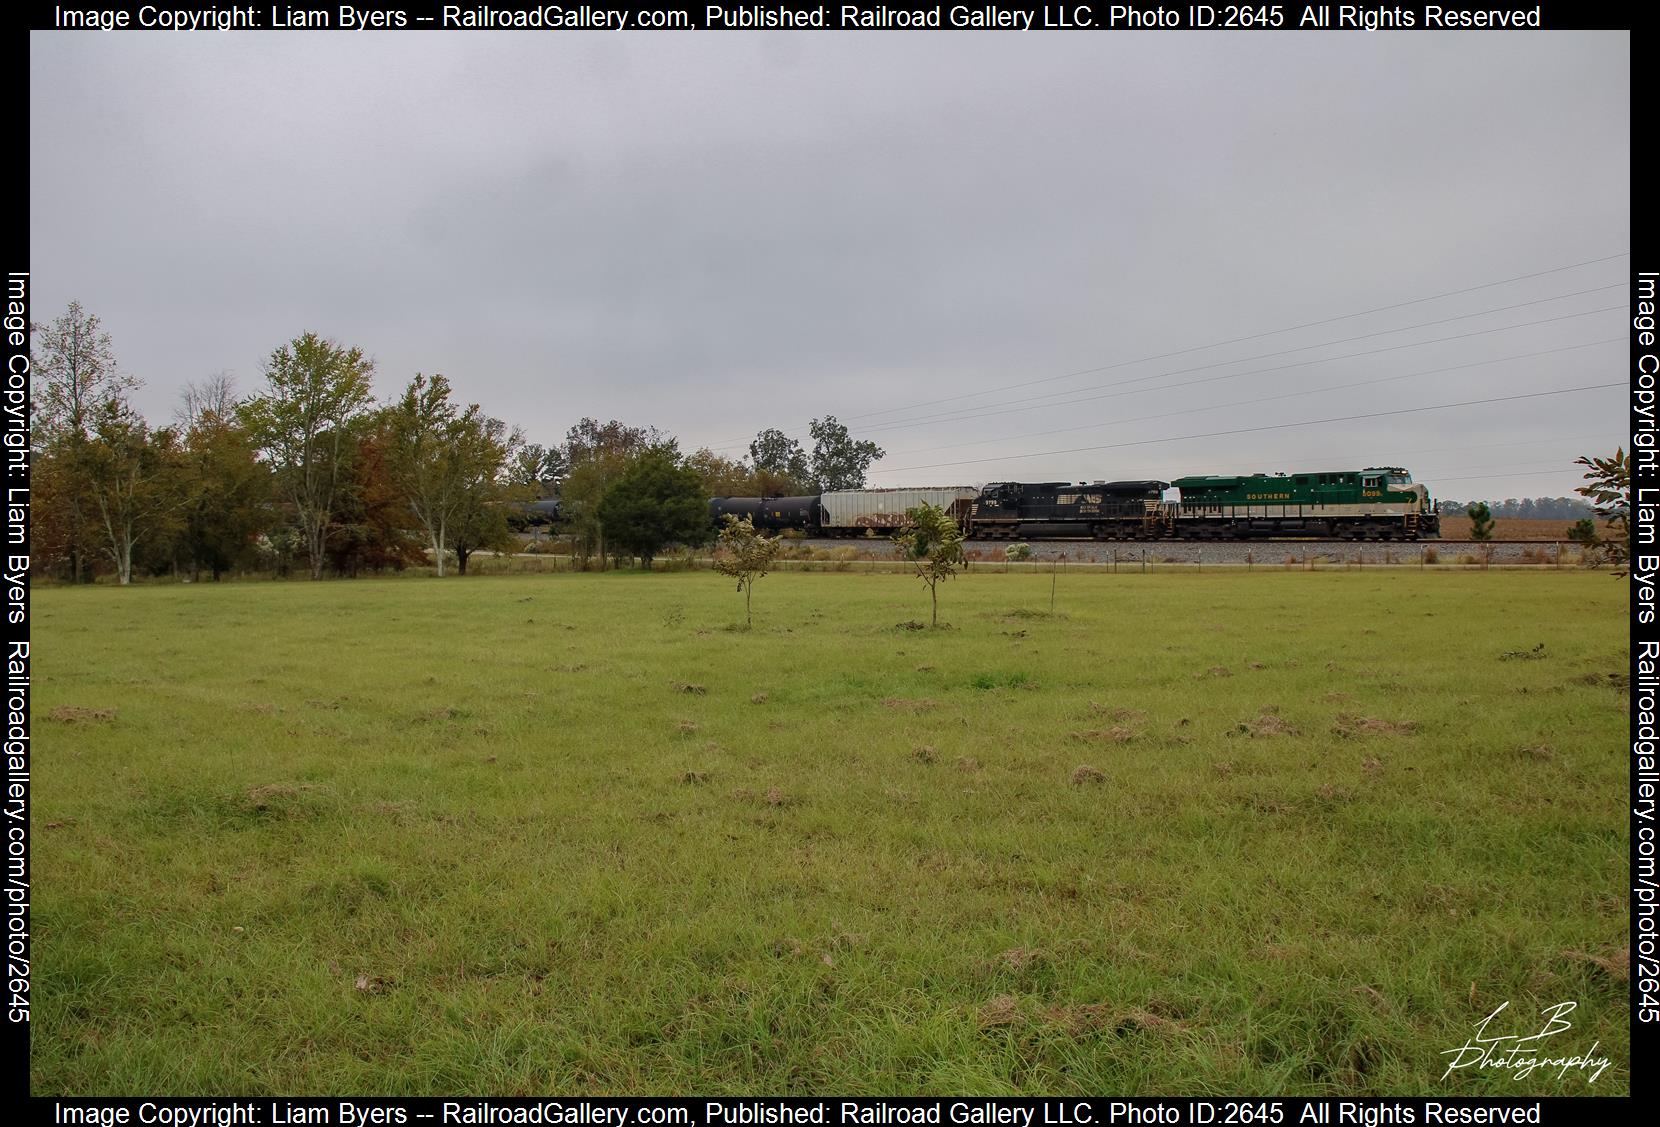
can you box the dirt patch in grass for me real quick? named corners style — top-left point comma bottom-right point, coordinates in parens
top-left (1043, 1003), bottom-right (1184, 1036)
top-left (1070, 765), bottom-right (1107, 785)
top-left (417, 706), bottom-right (469, 722)
top-left (911, 746), bottom-right (937, 764)
top-left (1572, 671), bottom-right (1629, 690)
top-left (1499, 644), bottom-right (1547, 661)
top-left (673, 682), bottom-right (708, 695)
top-left (1090, 704), bottom-right (1145, 723)
top-left (750, 692), bottom-right (768, 704)
top-left (239, 782), bottom-right (330, 817)
top-left (1071, 727), bottom-right (1137, 744)
top-left (955, 756), bottom-right (982, 773)
top-left (1333, 713), bottom-right (1418, 737)
top-left (978, 995), bottom-right (1022, 1027)
top-left (1561, 946), bottom-right (1629, 983)
top-left (1235, 713), bottom-right (1299, 738)
top-left (1517, 745), bottom-right (1555, 762)
top-left (47, 706), bottom-right (116, 723)
top-left (732, 787), bottom-right (798, 807)
top-left (882, 697), bottom-right (939, 712)
top-left (1197, 666), bottom-right (1232, 679)
top-left (997, 947), bottom-right (1046, 972)
top-left (678, 770), bottom-right (709, 785)
top-left (676, 720), bottom-right (699, 735)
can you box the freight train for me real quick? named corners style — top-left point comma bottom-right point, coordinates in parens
top-left (708, 467), bottom-right (1440, 541)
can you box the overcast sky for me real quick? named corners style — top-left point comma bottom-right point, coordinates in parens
top-left (30, 29), bottom-right (1628, 500)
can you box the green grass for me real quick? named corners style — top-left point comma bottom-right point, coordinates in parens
top-left (31, 569), bottom-right (1629, 1095)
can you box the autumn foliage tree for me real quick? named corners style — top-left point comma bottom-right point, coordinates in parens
top-left (175, 381), bottom-right (272, 580)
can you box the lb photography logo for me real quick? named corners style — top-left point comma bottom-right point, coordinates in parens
top-left (1440, 1001), bottom-right (1614, 1084)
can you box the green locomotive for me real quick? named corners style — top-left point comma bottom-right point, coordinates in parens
top-left (1166, 467), bottom-right (1438, 540)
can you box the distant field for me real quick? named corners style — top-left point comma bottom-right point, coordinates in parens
top-left (1436, 516), bottom-right (1601, 541)
top-left (33, 570), bottom-right (1629, 1095)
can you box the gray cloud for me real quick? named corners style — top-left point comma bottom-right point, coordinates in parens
top-left (30, 30), bottom-right (1629, 499)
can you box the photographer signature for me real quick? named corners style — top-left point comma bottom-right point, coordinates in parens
top-left (1440, 1001), bottom-right (1613, 1083)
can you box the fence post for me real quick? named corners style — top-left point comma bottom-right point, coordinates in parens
top-left (1141, 549), bottom-right (1146, 574)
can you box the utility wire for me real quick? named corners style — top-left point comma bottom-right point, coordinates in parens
top-left (843, 305), bottom-right (1624, 439)
top-left (833, 284), bottom-right (1625, 437)
top-left (877, 337), bottom-right (1622, 459)
top-left (706, 251), bottom-right (1630, 448)
top-left (875, 382), bottom-right (1625, 475)
top-left (845, 252), bottom-right (1630, 422)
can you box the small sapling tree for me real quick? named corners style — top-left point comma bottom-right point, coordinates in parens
top-left (713, 514), bottom-right (781, 628)
top-left (895, 502), bottom-right (966, 628)
top-left (1466, 501), bottom-right (1495, 542)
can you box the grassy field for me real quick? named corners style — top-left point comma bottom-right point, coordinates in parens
top-left (32, 569), bottom-right (1629, 1095)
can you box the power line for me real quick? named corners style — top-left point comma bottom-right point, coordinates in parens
top-left (840, 304), bottom-right (1624, 440)
top-left (707, 251), bottom-right (1630, 448)
top-left (876, 337), bottom-right (1621, 460)
top-left (1118, 435), bottom-right (1618, 485)
top-left (833, 284), bottom-right (1625, 438)
top-left (875, 382), bottom-right (1625, 475)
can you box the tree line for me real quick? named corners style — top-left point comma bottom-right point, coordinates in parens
top-left (29, 303), bottom-right (887, 583)
top-left (1437, 497), bottom-right (1594, 520)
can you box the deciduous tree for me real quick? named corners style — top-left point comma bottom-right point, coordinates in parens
top-left (748, 428), bottom-right (811, 491)
top-left (895, 501), bottom-right (965, 627)
top-left (1575, 448), bottom-right (1631, 576)
top-left (33, 302), bottom-right (137, 581)
top-left (175, 384), bottom-right (272, 580)
top-left (596, 445), bottom-right (709, 570)
top-left (239, 333), bottom-right (376, 579)
top-left (713, 514), bottom-right (782, 627)
top-left (81, 402), bottom-right (184, 585)
top-left (561, 418), bottom-right (662, 568)
top-left (808, 415), bottom-right (884, 491)
top-left (384, 373), bottom-right (516, 577)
